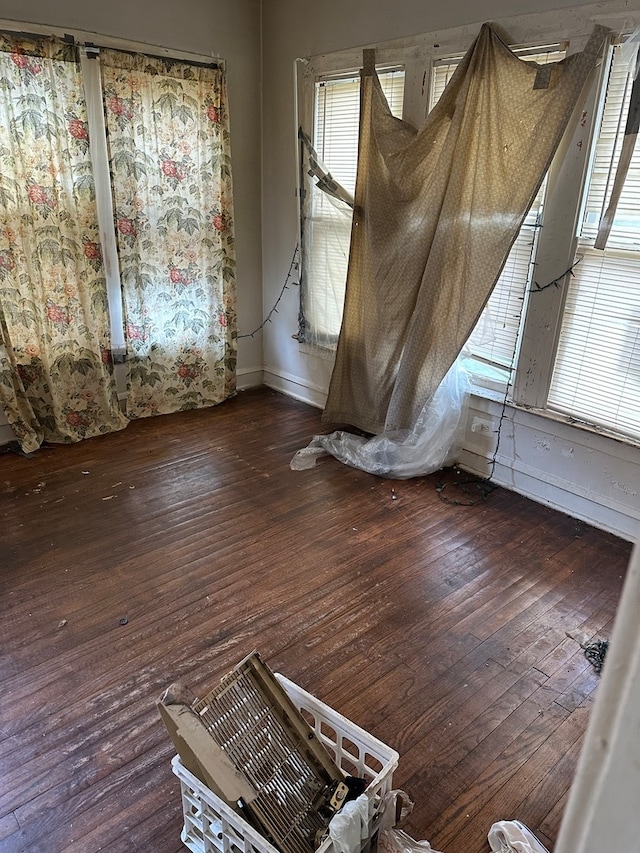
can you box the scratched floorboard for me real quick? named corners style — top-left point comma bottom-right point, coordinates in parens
top-left (0, 387), bottom-right (630, 853)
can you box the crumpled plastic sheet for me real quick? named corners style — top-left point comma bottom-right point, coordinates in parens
top-left (619, 23), bottom-right (640, 79)
top-left (488, 820), bottom-right (551, 853)
top-left (377, 816), bottom-right (549, 853)
top-left (378, 827), bottom-right (443, 853)
top-left (290, 359), bottom-right (470, 479)
top-left (376, 791), bottom-right (443, 853)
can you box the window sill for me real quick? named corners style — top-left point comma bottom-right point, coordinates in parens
top-left (461, 357), bottom-right (511, 404)
top-left (463, 358), bottom-right (640, 449)
top-left (297, 340), bottom-right (337, 360)
top-left (515, 404), bottom-right (640, 452)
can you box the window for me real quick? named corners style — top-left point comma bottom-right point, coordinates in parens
top-left (0, 29), bottom-right (236, 444)
top-left (300, 68), bottom-right (404, 346)
top-left (547, 43), bottom-right (640, 440)
top-left (299, 32), bottom-right (640, 445)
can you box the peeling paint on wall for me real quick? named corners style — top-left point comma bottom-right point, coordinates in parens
top-left (610, 480), bottom-right (638, 496)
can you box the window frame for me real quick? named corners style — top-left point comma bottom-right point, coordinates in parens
top-left (511, 38), bottom-right (614, 413)
top-left (0, 17), bottom-right (222, 68)
top-left (298, 63), bottom-right (406, 348)
top-left (540, 39), bottom-right (640, 442)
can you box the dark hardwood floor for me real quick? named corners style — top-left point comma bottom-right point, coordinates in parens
top-left (0, 387), bottom-right (630, 853)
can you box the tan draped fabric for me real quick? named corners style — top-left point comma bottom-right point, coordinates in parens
top-left (322, 23), bottom-right (608, 435)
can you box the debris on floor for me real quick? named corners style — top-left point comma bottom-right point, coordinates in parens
top-left (566, 629), bottom-right (610, 674)
top-left (377, 790), bottom-right (444, 853)
top-left (582, 638), bottom-right (609, 674)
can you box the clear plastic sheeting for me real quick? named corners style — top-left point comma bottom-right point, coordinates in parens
top-left (290, 359), bottom-right (470, 479)
top-left (377, 790), bottom-right (444, 853)
top-left (364, 790), bottom-right (549, 853)
top-left (619, 24), bottom-right (640, 79)
top-left (488, 821), bottom-right (551, 853)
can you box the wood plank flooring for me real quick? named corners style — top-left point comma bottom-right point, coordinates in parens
top-left (0, 387), bottom-right (630, 853)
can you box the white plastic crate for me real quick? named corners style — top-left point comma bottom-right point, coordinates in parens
top-left (171, 673), bottom-right (399, 853)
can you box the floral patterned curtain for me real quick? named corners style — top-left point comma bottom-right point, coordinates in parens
top-left (100, 50), bottom-right (237, 418)
top-left (0, 35), bottom-right (127, 453)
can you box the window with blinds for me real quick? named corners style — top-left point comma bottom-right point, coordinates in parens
top-left (315, 68), bottom-right (405, 196)
top-left (302, 69), bottom-right (404, 344)
top-left (580, 45), bottom-right (640, 250)
top-left (548, 42), bottom-right (640, 439)
top-left (431, 46), bottom-right (566, 375)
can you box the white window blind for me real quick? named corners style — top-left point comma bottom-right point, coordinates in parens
top-left (548, 43), bottom-right (640, 440)
top-left (303, 69), bottom-right (404, 343)
top-left (580, 45), bottom-right (640, 250)
top-left (315, 69), bottom-right (405, 196)
top-left (549, 248), bottom-right (640, 438)
top-left (431, 46), bottom-right (566, 373)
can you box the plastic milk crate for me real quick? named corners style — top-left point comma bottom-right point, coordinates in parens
top-left (171, 673), bottom-right (400, 853)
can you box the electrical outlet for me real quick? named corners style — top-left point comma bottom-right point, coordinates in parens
top-left (471, 417), bottom-right (494, 434)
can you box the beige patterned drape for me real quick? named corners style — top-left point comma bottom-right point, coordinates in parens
top-left (322, 24), bottom-right (608, 435)
top-left (100, 50), bottom-right (237, 419)
top-left (0, 34), bottom-right (127, 453)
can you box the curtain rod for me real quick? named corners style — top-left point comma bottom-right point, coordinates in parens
top-left (0, 21), bottom-right (222, 69)
top-left (83, 41), bottom-right (220, 69)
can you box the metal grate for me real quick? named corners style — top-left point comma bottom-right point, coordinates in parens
top-left (191, 654), bottom-right (343, 853)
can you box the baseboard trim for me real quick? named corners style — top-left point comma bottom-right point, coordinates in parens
top-left (458, 447), bottom-right (638, 542)
top-left (237, 367), bottom-right (263, 390)
top-left (263, 367), bottom-right (326, 410)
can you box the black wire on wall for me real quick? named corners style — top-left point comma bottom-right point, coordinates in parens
top-left (435, 255), bottom-right (581, 506)
top-left (237, 245), bottom-right (300, 340)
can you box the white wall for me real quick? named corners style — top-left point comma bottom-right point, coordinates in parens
top-left (260, 0), bottom-right (640, 542)
top-left (555, 541), bottom-right (640, 853)
top-left (0, 0), bottom-right (264, 391)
